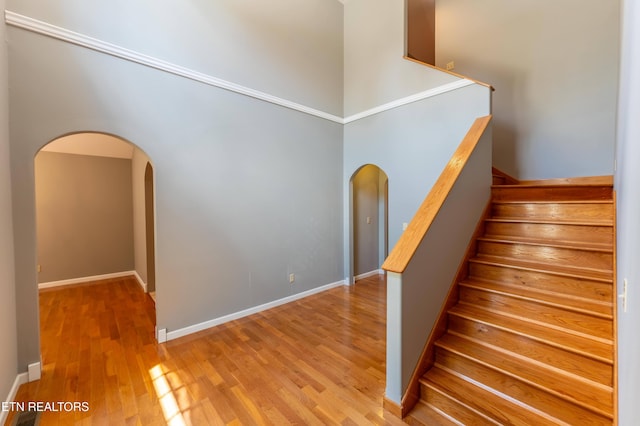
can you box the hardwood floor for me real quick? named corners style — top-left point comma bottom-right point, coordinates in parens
top-left (7, 275), bottom-right (407, 425)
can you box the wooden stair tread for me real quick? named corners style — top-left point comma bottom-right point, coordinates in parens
top-left (486, 217), bottom-right (613, 226)
top-left (471, 254), bottom-right (613, 281)
top-left (405, 401), bottom-right (459, 426)
top-left (468, 260), bottom-right (613, 303)
top-left (434, 334), bottom-right (613, 416)
top-left (422, 367), bottom-right (564, 425)
top-left (459, 279), bottom-right (612, 318)
top-left (447, 314), bottom-right (613, 387)
top-left (459, 287), bottom-right (613, 341)
top-left (448, 303), bottom-right (613, 363)
top-left (483, 220), bottom-right (613, 249)
top-left (477, 235), bottom-right (612, 252)
top-left (492, 200), bottom-right (613, 205)
top-left (432, 352), bottom-right (613, 425)
top-left (491, 185), bottom-right (613, 202)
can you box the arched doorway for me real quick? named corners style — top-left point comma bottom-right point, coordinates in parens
top-left (349, 164), bottom-right (389, 284)
top-left (34, 132), bottom-right (157, 348)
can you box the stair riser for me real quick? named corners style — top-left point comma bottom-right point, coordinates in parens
top-left (432, 350), bottom-right (613, 425)
top-left (492, 186), bottom-right (613, 202)
top-left (459, 287), bottom-right (613, 340)
top-left (484, 221), bottom-right (613, 245)
top-left (448, 315), bottom-right (613, 386)
top-left (477, 241), bottom-right (612, 271)
top-left (491, 203), bottom-right (613, 222)
top-left (468, 261), bottom-right (612, 302)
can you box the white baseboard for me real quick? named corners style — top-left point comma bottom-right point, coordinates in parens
top-left (0, 372), bottom-right (29, 424)
top-left (38, 270), bottom-right (137, 289)
top-left (354, 269), bottom-right (384, 280)
top-left (132, 271), bottom-right (147, 293)
top-left (27, 362), bottom-right (41, 382)
top-left (165, 279), bottom-right (347, 342)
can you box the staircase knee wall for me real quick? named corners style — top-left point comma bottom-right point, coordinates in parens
top-left (384, 126), bottom-right (492, 408)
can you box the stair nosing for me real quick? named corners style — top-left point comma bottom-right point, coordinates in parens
top-left (459, 280), bottom-right (613, 320)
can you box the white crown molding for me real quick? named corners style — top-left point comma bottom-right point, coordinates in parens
top-left (4, 11), bottom-right (344, 124)
top-left (5, 10), bottom-right (476, 125)
top-left (343, 79), bottom-right (475, 124)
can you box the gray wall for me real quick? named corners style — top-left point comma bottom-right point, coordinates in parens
top-left (8, 2), bottom-right (344, 370)
top-left (0, 0), bottom-right (19, 406)
top-left (35, 152), bottom-right (134, 283)
top-left (7, 0), bottom-right (344, 116)
top-left (343, 83), bottom-right (492, 280)
top-left (343, 0), bottom-right (461, 116)
top-left (436, 0), bottom-right (620, 180)
top-left (615, 0), bottom-right (640, 423)
top-left (342, 0), bottom-right (492, 281)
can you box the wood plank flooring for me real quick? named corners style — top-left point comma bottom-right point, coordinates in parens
top-left (6, 275), bottom-right (407, 425)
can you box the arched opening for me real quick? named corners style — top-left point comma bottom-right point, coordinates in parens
top-left (34, 132), bottom-right (158, 365)
top-left (349, 164), bottom-right (389, 285)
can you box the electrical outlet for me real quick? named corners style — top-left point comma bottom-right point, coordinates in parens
top-left (289, 273), bottom-right (295, 284)
top-left (446, 61), bottom-right (455, 71)
top-left (37, 264), bottom-right (41, 273)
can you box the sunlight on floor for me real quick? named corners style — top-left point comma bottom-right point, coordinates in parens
top-left (150, 364), bottom-right (186, 426)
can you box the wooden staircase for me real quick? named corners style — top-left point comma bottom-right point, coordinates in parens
top-left (407, 182), bottom-right (616, 425)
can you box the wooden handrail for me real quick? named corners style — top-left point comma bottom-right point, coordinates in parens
top-left (404, 56), bottom-right (495, 91)
top-left (381, 115), bottom-right (493, 273)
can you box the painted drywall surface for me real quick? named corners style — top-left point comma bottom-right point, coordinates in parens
top-left (0, 0), bottom-right (19, 404)
top-left (436, 0), bottom-right (619, 180)
top-left (35, 152), bottom-right (135, 283)
top-left (352, 165), bottom-right (382, 276)
top-left (8, 28), bottom-right (344, 368)
top-left (615, 0), bottom-right (640, 423)
top-left (132, 148), bottom-right (152, 286)
top-left (386, 128), bottom-right (492, 403)
top-left (343, 0), bottom-right (460, 116)
top-left (343, 83), bottom-right (491, 280)
top-left (6, 0), bottom-right (344, 116)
